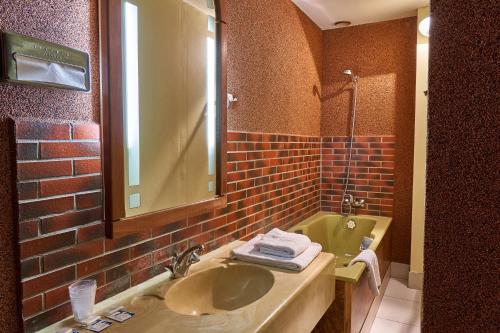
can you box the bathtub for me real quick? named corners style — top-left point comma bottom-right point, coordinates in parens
top-left (289, 212), bottom-right (392, 333)
top-left (289, 212), bottom-right (391, 282)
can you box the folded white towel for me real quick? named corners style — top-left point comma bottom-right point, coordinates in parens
top-left (231, 235), bottom-right (322, 271)
top-left (349, 249), bottom-right (381, 296)
top-left (254, 228), bottom-right (312, 258)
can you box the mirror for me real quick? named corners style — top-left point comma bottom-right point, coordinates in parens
top-left (99, 0), bottom-right (227, 230)
top-left (122, 0), bottom-right (218, 217)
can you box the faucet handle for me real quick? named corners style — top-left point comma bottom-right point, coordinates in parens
top-left (166, 253), bottom-right (178, 273)
top-left (343, 194), bottom-right (354, 204)
top-left (190, 244), bottom-right (205, 255)
top-left (190, 244), bottom-right (204, 262)
top-left (353, 198), bottom-right (366, 208)
top-left (190, 252), bottom-right (201, 263)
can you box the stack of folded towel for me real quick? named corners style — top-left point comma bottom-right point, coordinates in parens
top-left (231, 228), bottom-right (322, 271)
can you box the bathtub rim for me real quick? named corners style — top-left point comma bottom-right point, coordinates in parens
top-left (288, 211), bottom-right (392, 283)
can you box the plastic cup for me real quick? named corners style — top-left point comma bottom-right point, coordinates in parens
top-left (360, 236), bottom-right (374, 251)
top-left (68, 280), bottom-right (97, 322)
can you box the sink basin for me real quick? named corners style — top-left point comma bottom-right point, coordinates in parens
top-left (164, 264), bottom-right (274, 316)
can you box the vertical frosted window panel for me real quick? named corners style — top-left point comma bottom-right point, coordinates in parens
top-left (208, 180), bottom-right (215, 193)
top-left (208, 15), bottom-right (215, 33)
top-left (124, 1), bottom-right (140, 187)
top-left (206, 35), bottom-right (216, 177)
top-left (129, 193), bottom-right (141, 209)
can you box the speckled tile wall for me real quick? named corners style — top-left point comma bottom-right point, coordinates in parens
top-left (321, 18), bottom-right (417, 264)
top-left (423, 0), bottom-right (498, 331)
top-left (226, 0), bottom-right (323, 136)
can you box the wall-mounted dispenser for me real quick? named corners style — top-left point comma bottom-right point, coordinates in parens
top-left (0, 31), bottom-right (90, 91)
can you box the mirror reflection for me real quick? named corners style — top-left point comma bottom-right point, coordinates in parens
top-left (122, 0), bottom-right (218, 217)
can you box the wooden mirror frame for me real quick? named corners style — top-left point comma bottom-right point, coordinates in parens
top-left (98, 0), bottom-right (228, 238)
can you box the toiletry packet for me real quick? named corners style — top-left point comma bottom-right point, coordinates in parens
top-left (106, 306), bottom-right (135, 323)
top-left (86, 319), bottom-right (113, 332)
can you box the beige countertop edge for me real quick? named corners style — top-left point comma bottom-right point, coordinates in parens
top-left (253, 251), bottom-right (335, 332)
top-left (40, 240), bottom-right (335, 333)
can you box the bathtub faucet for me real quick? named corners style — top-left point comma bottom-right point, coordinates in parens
top-left (341, 194), bottom-right (366, 216)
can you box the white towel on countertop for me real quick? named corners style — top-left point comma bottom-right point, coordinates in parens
top-left (231, 235), bottom-right (322, 271)
top-left (349, 249), bottom-right (381, 296)
top-left (254, 228), bottom-right (312, 258)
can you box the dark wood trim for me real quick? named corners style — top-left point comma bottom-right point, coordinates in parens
top-left (98, 0), bottom-right (110, 235)
top-left (99, 0), bottom-right (227, 238)
top-left (112, 196), bottom-right (227, 236)
top-left (216, 0), bottom-right (228, 196)
top-left (99, 0), bottom-right (126, 236)
top-left (216, 0), bottom-right (228, 23)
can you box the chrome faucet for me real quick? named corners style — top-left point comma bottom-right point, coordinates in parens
top-left (341, 194), bottom-right (366, 216)
top-left (167, 244), bottom-right (205, 279)
top-left (352, 198), bottom-right (365, 208)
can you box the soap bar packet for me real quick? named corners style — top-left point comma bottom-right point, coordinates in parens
top-left (87, 319), bottom-right (113, 332)
top-left (107, 308), bottom-right (135, 322)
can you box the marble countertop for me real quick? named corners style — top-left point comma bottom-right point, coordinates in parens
top-left (41, 240), bottom-right (335, 333)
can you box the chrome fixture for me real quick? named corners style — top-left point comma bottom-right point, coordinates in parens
top-left (227, 93), bottom-right (238, 109)
top-left (341, 194), bottom-right (366, 216)
top-left (346, 219), bottom-right (356, 230)
top-left (343, 69), bottom-right (359, 82)
top-left (345, 194), bottom-right (365, 208)
top-left (167, 244), bottom-right (205, 279)
top-left (340, 69), bottom-right (365, 217)
top-left (353, 198), bottom-right (365, 208)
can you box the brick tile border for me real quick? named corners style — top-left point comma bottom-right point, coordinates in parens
top-left (15, 121), bottom-right (321, 332)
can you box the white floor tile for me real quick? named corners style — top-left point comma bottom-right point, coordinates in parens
top-left (390, 262), bottom-right (409, 279)
top-left (385, 278), bottom-right (422, 302)
top-left (370, 317), bottom-right (420, 333)
top-left (377, 296), bottom-right (421, 326)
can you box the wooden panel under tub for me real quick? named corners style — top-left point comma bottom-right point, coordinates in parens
top-left (313, 224), bottom-right (392, 333)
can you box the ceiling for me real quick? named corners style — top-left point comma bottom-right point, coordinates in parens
top-left (292, 0), bottom-right (430, 30)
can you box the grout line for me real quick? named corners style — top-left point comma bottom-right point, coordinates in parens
top-left (383, 294), bottom-right (422, 303)
top-left (371, 317), bottom-right (421, 329)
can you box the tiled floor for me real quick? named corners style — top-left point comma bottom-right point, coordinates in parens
top-left (370, 278), bottom-right (422, 333)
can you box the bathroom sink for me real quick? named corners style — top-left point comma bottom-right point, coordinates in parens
top-left (164, 264), bottom-right (274, 316)
top-left (44, 242), bottom-right (335, 333)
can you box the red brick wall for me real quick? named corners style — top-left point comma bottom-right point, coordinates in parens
top-left (321, 136), bottom-right (395, 216)
top-left (15, 120), bottom-right (321, 331)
